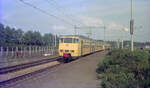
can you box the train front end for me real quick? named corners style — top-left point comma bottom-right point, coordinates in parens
top-left (58, 36), bottom-right (79, 63)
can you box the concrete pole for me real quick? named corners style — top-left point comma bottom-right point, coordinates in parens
top-left (55, 35), bottom-right (57, 48)
top-left (74, 25), bottom-right (77, 35)
top-left (104, 26), bottom-right (106, 50)
top-left (122, 40), bottom-right (124, 49)
top-left (131, 35), bottom-right (134, 51)
top-left (130, 0), bottom-right (134, 51)
top-left (6, 47), bottom-right (9, 56)
top-left (118, 39), bottom-right (120, 49)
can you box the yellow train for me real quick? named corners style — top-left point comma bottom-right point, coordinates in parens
top-left (58, 35), bottom-right (110, 62)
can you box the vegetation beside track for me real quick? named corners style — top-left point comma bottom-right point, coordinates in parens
top-left (96, 49), bottom-right (150, 88)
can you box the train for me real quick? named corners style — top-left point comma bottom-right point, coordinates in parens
top-left (58, 35), bottom-right (110, 62)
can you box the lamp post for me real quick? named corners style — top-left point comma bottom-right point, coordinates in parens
top-left (104, 25), bottom-right (106, 50)
top-left (130, 0), bottom-right (134, 51)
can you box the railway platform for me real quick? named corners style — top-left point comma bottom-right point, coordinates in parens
top-left (1, 51), bottom-right (107, 88)
top-left (0, 55), bottom-right (58, 68)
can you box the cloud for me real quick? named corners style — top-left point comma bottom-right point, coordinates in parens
top-left (123, 27), bottom-right (129, 32)
top-left (52, 25), bottom-right (66, 31)
top-left (107, 23), bottom-right (123, 30)
top-left (52, 25), bottom-right (74, 35)
top-left (78, 16), bottom-right (126, 31)
top-left (79, 16), bottom-right (103, 26)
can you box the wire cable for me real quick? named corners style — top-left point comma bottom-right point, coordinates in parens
top-left (19, 0), bottom-right (75, 26)
top-left (45, 0), bottom-right (84, 26)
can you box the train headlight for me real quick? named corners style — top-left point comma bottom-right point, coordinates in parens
top-left (71, 50), bottom-right (74, 52)
top-left (60, 49), bottom-right (63, 52)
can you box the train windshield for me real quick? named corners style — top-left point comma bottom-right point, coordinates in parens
top-left (59, 38), bottom-right (79, 43)
top-left (64, 38), bottom-right (72, 43)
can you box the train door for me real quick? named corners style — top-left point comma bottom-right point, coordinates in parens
top-left (90, 42), bottom-right (92, 53)
top-left (81, 40), bottom-right (83, 55)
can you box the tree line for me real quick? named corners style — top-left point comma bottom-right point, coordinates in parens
top-left (0, 23), bottom-right (58, 47)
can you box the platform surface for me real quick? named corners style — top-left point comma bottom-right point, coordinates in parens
top-left (3, 51), bottom-right (106, 88)
top-left (0, 55), bottom-right (58, 68)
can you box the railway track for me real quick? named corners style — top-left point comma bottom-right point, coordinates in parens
top-left (0, 51), bottom-right (104, 87)
top-left (0, 57), bottom-right (59, 74)
top-left (0, 56), bottom-right (61, 87)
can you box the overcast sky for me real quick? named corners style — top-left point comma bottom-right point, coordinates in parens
top-left (0, 0), bottom-right (150, 42)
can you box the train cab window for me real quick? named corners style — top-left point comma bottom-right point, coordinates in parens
top-left (60, 38), bottom-right (78, 43)
top-left (64, 38), bottom-right (72, 43)
top-left (74, 39), bottom-right (79, 43)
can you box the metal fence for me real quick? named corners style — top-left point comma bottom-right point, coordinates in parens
top-left (0, 46), bottom-right (58, 68)
top-left (0, 46), bottom-right (58, 59)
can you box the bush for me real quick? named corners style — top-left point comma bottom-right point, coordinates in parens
top-left (96, 49), bottom-right (150, 88)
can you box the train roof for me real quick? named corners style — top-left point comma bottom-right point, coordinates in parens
top-left (59, 35), bottom-right (94, 41)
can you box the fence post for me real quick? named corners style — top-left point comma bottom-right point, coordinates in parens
top-left (32, 46), bottom-right (34, 57)
top-left (29, 46), bottom-right (31, 57)
top-left (34, 46), bottom-right (35, 56)
top-left (50, 47), bottom-right (51, 55)
top-left (38, 46), bottom-right (40, 56)
top-left (48, 46), bottom-right (50, 54)
top-left (44, 46), bottom-right (46, 54)
top-left (16, 47), bottom-right (18, 58)
top-left (43, 46), bottom-right (44, 55)
top-left (6, 47), bottom-right (9, 57)
top-left (46, 46), bottom-right (48, 54)
top-left (11, 47), bottom-right (14, 57)
top-left (42, 47), bottom-right (44, 55)
top-left (40, 46), bottom-right (42, 56)
top-left (0, 47), bottom-right (3, 57)
top-left (20, 47), bottom-right (23, 58)
top-left (23, 47), bottom-right (25, 58)
top-left (32, 46), bottom-right (35, 56)
top-left (35, 46), bottom-right (37, 56)
top-left (52, 47), bottom-right (53, 55)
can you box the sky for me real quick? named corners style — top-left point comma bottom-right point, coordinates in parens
top-left (0, 0), bottom-right (150, 42)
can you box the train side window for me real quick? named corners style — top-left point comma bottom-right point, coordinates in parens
top-left (59, 38), bottom-right (64, 43)
top-left (74, 39), bottom-right (79, 43)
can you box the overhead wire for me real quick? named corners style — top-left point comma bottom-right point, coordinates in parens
top-left (19, 0), bottom-right (75, 27)
top-left (45, 0), bottom-right (84, 26)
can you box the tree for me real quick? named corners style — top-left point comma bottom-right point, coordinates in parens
top-left (32, 31), bottom-right (43, 45)
top-left (43, 33), bottom-right (53, 46)
top-left (0, 23), bottom-right (55, 46)
top-left (3, 26), bottom-right (14, 46)
top-left (23, 30), bottom-right (34, 45)
top-left (15, 29), bottom-right (24, 45)
top-left (23, 30), bottom-right (43, 46)
top-left (0, 23), bottom-right (5, 46)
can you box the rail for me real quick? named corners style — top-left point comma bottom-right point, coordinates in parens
top-left (0, 56), bottom-right (59, 74)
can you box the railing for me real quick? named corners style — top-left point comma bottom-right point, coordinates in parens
top-left (0, 46), bottom-right (58, 68)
